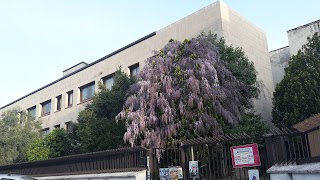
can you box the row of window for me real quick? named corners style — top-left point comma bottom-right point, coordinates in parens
top-left (42, 122), bottom-right (72, 135)
top-left (27, 63), bottom-right (140, 118)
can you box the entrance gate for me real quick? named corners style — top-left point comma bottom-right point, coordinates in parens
top-left (149, 128), bottom-right (311, 180)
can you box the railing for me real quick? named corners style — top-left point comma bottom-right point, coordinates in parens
top-left (0, 147), bottom-right (148, 176)
top-left (0, 127), bottom-right (317, 179)
top-left (149, 128), bottom-right (316, 180)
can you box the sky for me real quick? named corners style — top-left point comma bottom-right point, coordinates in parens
top-left (0, 0), bottom-right (319, 107)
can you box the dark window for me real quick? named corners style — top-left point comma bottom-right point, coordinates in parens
top-left (129, 63), bottom-right (140, 77)
top-left (56, 95), bottom-right (62, 111)
top-left (41, 100), bottom-right (51, 116)
top-left (65, 121), bottom-right (72, 133)
top-left (80, 82), bottom-right (95, 102)
top-left (43, 128), bottom-right (50, 135)
top-left (27, 106), bottom-right (36, 119)
top-left (54, 124), bottom-right (60, 129)
top-left (103, 74), bottom-right (115, 90)
top-left (67, 90), bottom-right (73, 107)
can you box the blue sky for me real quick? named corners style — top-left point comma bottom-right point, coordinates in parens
top-left (0, 0), bottom-right (319, 107)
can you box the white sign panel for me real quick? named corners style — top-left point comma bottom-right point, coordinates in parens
top-left (233, 146), bottom-right (254, 165)
top-left (248, 169), bottom-right (260, 180)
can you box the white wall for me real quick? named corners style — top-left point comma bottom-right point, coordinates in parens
top-left (288, 20), bottom-right (320, 55)
top-left (36, 170), bottom-right (146, 180)
top-left (0, 0), bottom-right (274, 130)
top-left (270, 46), bottom-right (290, 88)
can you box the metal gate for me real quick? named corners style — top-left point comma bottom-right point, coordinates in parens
top-left (149, 128), bottom-right (311, 180)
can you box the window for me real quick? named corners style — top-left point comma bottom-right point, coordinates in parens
top-left (103, 74), bottom-right (114, 90)
top-left (67, 90), bottom-right (73, 107)
top-left (27, 106), bottom-right (36, 119)
top-left (54, 124), bottom-right (60, 129)
top-left (43, 128), bottom-right (50, 135)
top-left (41, 100), bottom-right (51, 116)
top-left (56, 95), bottom-right (62, 111)
top-left (80, 82), bottom-right (95, 102)
top-left (129, 63), bottom-right (140, 77)
top-left (66, 121), bottom-right (72, 133)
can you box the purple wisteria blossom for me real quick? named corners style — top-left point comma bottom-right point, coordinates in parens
top-left (117, 36), bottom-right (248, 148)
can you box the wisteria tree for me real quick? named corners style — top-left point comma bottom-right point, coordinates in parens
top-left (117, 33), bottom-right (262, 148)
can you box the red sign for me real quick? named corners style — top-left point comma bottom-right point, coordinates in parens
top-left (230, 143), bottom-right (261, 168)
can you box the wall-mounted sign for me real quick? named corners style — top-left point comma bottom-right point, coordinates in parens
top-left (189, 161), bottom-right (200, 178)
top-left (159, 166), bottom-right (183, 180)
top-left (230, 143), bottom-right (261, 168)
top-left (248, 169), bottom-right (260, 180)
top-left (159, 168), bottom-right (169, 180)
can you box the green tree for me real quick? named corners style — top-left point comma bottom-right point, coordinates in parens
top-left (27, 128), bottom-right (75, 161)
top-left (26, 138), bottom-right (50, 161)
top-left (76, 69), bottom-right (134, 152)
top-left (0, 108), bottom-right (41, 165)
top-left (273, 33), bottom-right (320, 127)
top-left (225, 112), bottom-right (269, 137)
top-left (44, 128), bottom-right (73, 158)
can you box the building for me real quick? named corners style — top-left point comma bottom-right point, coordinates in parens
top-left (270, 20), bottom-right (320, 87)
top-left (0, 1), bottom-right (274, 133)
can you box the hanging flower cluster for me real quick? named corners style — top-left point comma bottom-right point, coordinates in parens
top-left (117, 36), bottom-right (249, 148)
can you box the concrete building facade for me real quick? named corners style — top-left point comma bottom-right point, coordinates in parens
top-left (0, 1), bottom-right (274, 132)
top-left (270, 20), bottom-right (320, 88)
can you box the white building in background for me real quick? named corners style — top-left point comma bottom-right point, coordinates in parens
top-left (0, 1), bottom-right (274, 133)
top-left (270, 20), bottom-right (320, 88)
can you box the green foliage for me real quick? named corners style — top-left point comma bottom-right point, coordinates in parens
top-left (273, 33), bottom-right (320, 127)
top-left (225, 112), bottom-right (269, 137)
top-left (44, 128), bottom-right (72, 158)
top-left (76, 69), bottom-right (134, 152)
top-left (0, 108), bottom-right (41, 165)
top-left (26, 138), bottom-right (49, 161)
top-left (203, 32), bottom-right (258, 107)
top-left (27, 128), bottom-right (77, 161)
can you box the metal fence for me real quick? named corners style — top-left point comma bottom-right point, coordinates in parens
top-left (149, 128), bottom-right (315, 180)
top-left (0, 127), bottom-right (317, 179)
top-left (0, 147), bottom-right (148, 176)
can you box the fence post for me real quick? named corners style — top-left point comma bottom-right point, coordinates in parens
top-left (149, 148), bottom-right (156, 180)
top-left (180, 145), bottom-right (189, 179)
top-left (264, 133), bottom-right (275, 169)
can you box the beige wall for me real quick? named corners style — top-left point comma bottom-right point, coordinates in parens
top-left (0, 1), bottom-right (274, 131)
top-left (219, 1), bottom-right (274, 121)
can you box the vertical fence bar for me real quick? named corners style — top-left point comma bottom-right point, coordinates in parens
top-left (264, 134), bottom-right (275, 169)
top-left (149, 148), bottom-right (156, 180)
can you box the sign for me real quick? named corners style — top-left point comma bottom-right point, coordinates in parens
top-left (230, 143), bottom-right (261, 168)
top-left (248, 169), bottom-right (260, 180)
top-left (160, 167), bottom-right (183, 180)
top-left (189, 161), bottom-right (200, 178)
top-left (159, 168), bottom-right (169, 180)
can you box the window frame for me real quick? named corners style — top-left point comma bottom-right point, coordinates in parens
top-left (27, 106), bottom-right (37, 119)
top-left (79, 82), bottom-right (95, 103)
top-left (56, 95), bottom-right (62, 112)
top-left (129, 63), bottom-right (140, 77)
top-left (102, 73), bottom-right (115, 90)
top-left (41, 100), bottom-right (51, 116)
top-left (43, 128), bottom-right (50, 135)
top-left (66, 90), bottom-right (73, 108)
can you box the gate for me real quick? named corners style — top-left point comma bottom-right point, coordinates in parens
top-left (149, 128), bottom-right (311, 180)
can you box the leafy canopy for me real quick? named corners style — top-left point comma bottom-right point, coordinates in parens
top-left (117, 33), bottom-right (262, 148)
top-left (76, 69), bottom-right (134, 152)
top-left (273, 33), bottom-right (320, 127)
top-left (27, 128), bottom-right (75, 161)
top-left (0, 108), bottom-right (41, 165)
